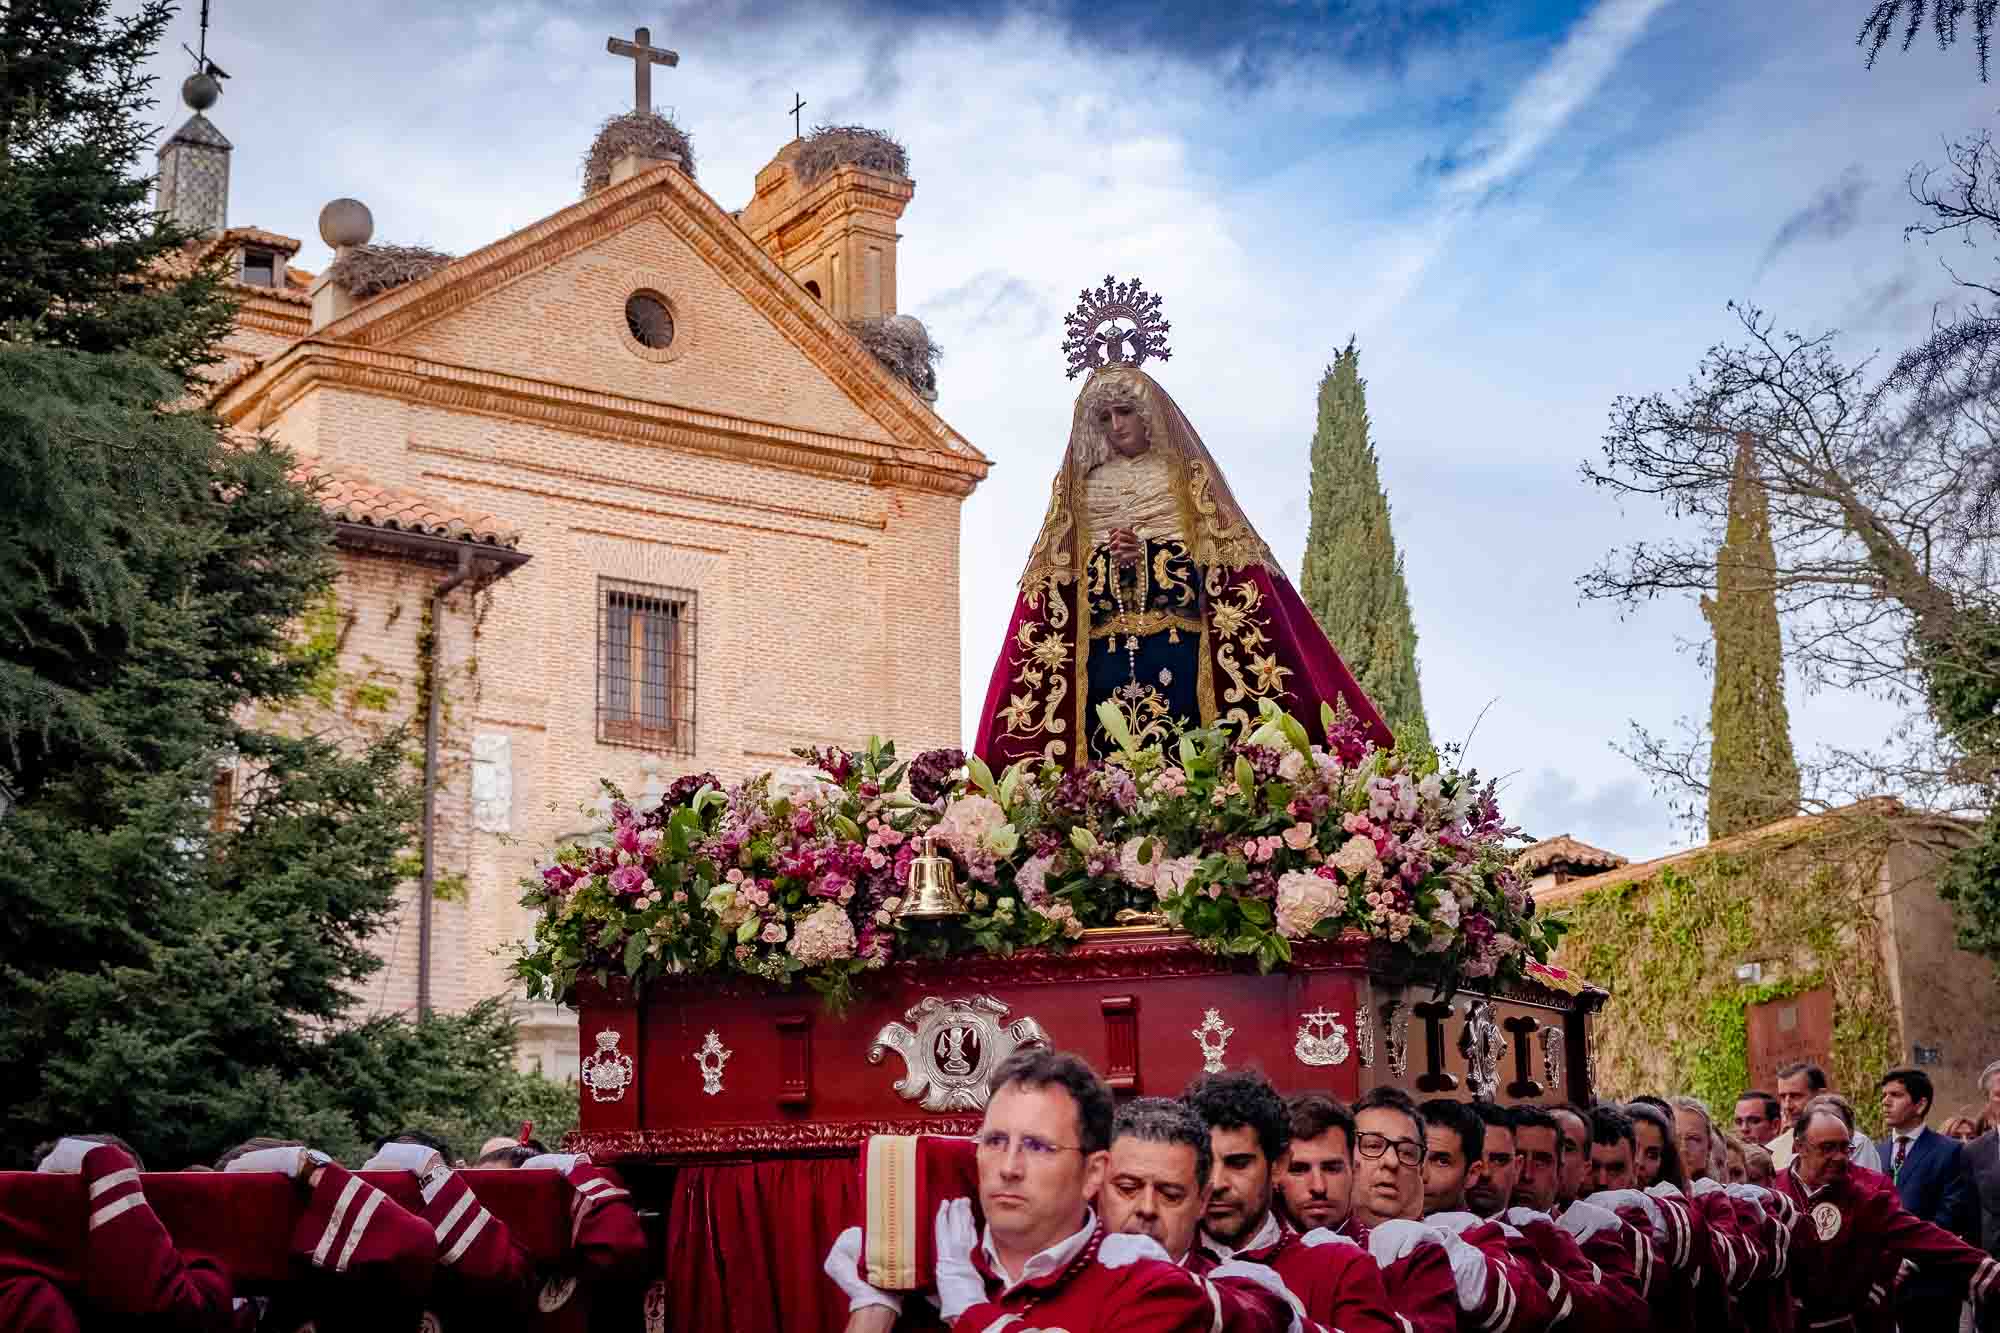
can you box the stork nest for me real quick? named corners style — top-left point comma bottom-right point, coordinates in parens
top-left (793, 126), bottom-right (908, 185)
top-left (846, 315), bottom-right (940, 401)
top-left (323, 243), bottom-right (454, 299)
top-left (583, 110), bottom-right (696, 194)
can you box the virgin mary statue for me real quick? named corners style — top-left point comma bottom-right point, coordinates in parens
top-left (973, 277), bottom-right (1392, 769)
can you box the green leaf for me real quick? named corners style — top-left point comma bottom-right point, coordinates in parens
top-left (1321, 701), bottom-right (1336, 740)
top-left (1234, 756), bottom-right (1258, 796)
top-left (1280, 712), bottom-right (1313, 759)
top-left (968, 753), bottom-right (999, 799)
top-left (832, 813), bottom-right (863, 841)
top-left (1070, 825), bottom-right (1100, 854)
top-left (623, 934), bottom-right (648, 976)
top-left (1096, 699), bottom-right (1135, 753)
top-left (736, 917), bottom-right (760, 943)
top-left (1238, 899), bottom-right (1273, 925)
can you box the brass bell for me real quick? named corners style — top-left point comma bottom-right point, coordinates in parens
top-left (899, 833), bottom-right (968, 920)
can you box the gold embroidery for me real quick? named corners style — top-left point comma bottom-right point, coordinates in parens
top-left (1088, 609), bottom-right (1203, 641)
top-left (1210, 577), bottom-right (1291, 728)
top-left (1095, 683), bottom-right (1175, 752)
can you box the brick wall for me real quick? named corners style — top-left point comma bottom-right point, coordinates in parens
top-left (218, 194), bottom-right (974, 1028)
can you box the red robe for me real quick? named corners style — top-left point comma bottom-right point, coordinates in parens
top-left (1510, 1212), bottom-right (1650, 1333)
top-left (1225, 1220), bottom-right (1402, 1333)
top-left (1771, 1163), bottom-right (1999, 1328)
top-left (1447, 1219), bottom-right (1559, 1333)
top-left (1376, 1242), bottom-right (1459, 1333)
top-left (417, 1169), bottom-right (533, 1309)
top-left (953, 1223), bottom-right (1249, 1333)
top-left (1181, 1244), bottom-right (1321, 1333)
top-left (75, 1144), bottom-right (238, 1331)
top-left (0, 1277), bottom-right (78, 1333)
top-left (564, 1164), bottom-right (648, 1279)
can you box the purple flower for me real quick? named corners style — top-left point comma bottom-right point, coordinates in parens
top-left (540, 864), bottom-right (579, 894)
top-left (614, 823), bottom-right (643, 856)
top-left (608, 864), bottom-right (650, 896)
top-left (908, 748), bottom-right (966, 805)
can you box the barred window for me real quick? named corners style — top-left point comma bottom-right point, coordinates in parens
top-left (597, 579), bottom-right (697, 753)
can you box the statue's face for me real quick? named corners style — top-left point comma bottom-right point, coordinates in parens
top-left (1098, 400), bottom-right (1151, 458)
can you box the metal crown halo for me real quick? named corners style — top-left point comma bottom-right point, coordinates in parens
top-left (1061, 275), bottom-right (1173, 380)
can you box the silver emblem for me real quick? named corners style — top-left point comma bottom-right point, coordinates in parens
top-left (1541, 1026), bottom-right (1565, 1090)
top-left (643, 1279), bottom-right (668, 1333)
top-left (869, 995), bottom-right (1050, 1112)
top-left (1194, 1007), bottom-right (1234, 1074)
top-left (1355, 1000), bottom-right (1376, 1068)
top-left (580, 1028), bottom-right (635, 1103)
top-left (1459, 1001), bottom-right (1506, 1101)
top-left (1811, 1200), bottom-right (1842, 1241)
top-left (1294, 1008), bottom-right (1351, 1067)
top-left (1383, 999), bottom-right (1411, 1078)
top-left (694, 1029), bottom-right (730, 1096)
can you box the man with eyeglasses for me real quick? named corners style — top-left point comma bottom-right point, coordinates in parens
top-left (824, 1050), bottom-right (1254, 1333)
top-left (1348, 1087), bottom-right (1557, 1333)
top-left (1182, 1072), bottom-right (1403, 1333)
top-left (1772, 1099), bottom-right (1999, 1331)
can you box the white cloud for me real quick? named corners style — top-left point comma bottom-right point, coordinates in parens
top-left (144, 0), bottom-right (1994, 862)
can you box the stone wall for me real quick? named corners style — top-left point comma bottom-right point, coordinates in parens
top-left (1543, 804), bottom-right (2000, 1132)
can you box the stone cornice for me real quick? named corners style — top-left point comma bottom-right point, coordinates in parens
top-left (213, 342), bottom-right (986, 498)
top-left (299, 161), bottom-right (980, 471)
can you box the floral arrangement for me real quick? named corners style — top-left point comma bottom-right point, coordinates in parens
top-left (513, 701), bottom-right (1565, 1011)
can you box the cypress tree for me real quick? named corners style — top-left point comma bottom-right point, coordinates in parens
top-left (1298, 338), bottom-right (1432, 752)
top-left (1702, 436), bottom-right (1801, 838)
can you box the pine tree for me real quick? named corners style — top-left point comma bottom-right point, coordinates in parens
top-left (1298, 338), bottom-right (1432, 752)
top-left (0, 0), bottom-right (235, 380)
top-left (0, 0), bottom-right (562, 1167)
top-left (1702, 436), bottom-right (1801, 839)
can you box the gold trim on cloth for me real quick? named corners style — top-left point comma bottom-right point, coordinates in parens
top-left (863, 1134), bottom-right (922, 1290)
top-left (1087, 610), bottom-right (1203, 641)
top-left (1207, 569), bottom-right (1293, 728)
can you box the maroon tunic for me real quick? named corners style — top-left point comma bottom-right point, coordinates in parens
top-left (1226, 1220), bottom-right (1402, 1333)
top-left (953, 1223), bottom-right (1247, 1333)
top-left (72, 1144), bottom-right (239, 1330)
top-left (1510, 1211), bottom-right (1651, 1333)
top-left (1771, 1163), bottom-right (1999, 1329)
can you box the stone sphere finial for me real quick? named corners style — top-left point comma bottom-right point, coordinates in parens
top-left (319, 198), bottom-right (375, 250)
top-left (182, 71), bottom-right (222, 111)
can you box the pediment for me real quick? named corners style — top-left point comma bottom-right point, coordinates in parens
top-left (280, 164), bottom-right (980, 469)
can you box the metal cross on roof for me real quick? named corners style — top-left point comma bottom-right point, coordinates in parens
top-left (606, 25), bottom-right (679, 116)
top-left (789, 91), bottom-right (807, 140)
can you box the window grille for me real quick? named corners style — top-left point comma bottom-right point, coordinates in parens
top-left (597, 579), bottom-right (697, 753)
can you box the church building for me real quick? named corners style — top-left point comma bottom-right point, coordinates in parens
top-left (159, 45), bottom-right (988, 1075)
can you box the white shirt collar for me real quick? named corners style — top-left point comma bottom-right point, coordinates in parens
top-left (1202, 1209), bottom-right (1282, 1261)
top-left (982, 1207), bottom-right (1098, 1291)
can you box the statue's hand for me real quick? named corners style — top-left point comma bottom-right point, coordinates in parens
top-left (1108, 528), bottom-right (1143, 568)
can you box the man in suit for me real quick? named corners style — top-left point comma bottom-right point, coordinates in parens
top-left (1968, 1059), bottom-right (2000, 1332)
top-left (1878, 1066), bottom-right (1973, 1330)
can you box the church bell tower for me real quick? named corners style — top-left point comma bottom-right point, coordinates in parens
top-left (739, 128), bottom-right (912, 322)
top-left (155, 10), bottom-right (232, 236)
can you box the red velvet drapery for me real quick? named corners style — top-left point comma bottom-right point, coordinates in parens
top-left (659, 1157), bottom-right (858, 1333)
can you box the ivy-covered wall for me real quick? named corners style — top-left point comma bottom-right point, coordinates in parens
top-left (1549, 815), bottom-right (1902, 1134)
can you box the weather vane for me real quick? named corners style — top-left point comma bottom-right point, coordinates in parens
top-left (182, 0), bottom-right (230, 81)
top-left (1060, 275), bottom-right (1172, 380)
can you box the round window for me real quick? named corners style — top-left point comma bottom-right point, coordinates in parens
top-left (625, 291), bottom-right (675, 349)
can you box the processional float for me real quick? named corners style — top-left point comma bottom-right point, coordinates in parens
top-left (0, 281), bottom-right (1607, 1333)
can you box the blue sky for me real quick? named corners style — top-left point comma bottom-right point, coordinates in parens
top-left (146, 0), bottom-right (1997, 861)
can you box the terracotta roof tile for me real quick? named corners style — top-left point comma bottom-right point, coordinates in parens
top-left (1531, 796), bottom-right (1922, 909)
top-left (1515, 834), bottom-right (1628, 876)
top-left (294, 461), bottom-right (521, 549)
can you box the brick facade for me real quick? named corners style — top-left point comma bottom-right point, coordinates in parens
top-left (208, 151), bottom-right (986, 1063)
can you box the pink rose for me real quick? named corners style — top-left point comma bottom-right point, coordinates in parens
top-left (608, 864), bottom-right (650, 896)
top-left (761, 921), bottom-right (787, 944)
top-left (1282, 823), bottom-right (1316, 852)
